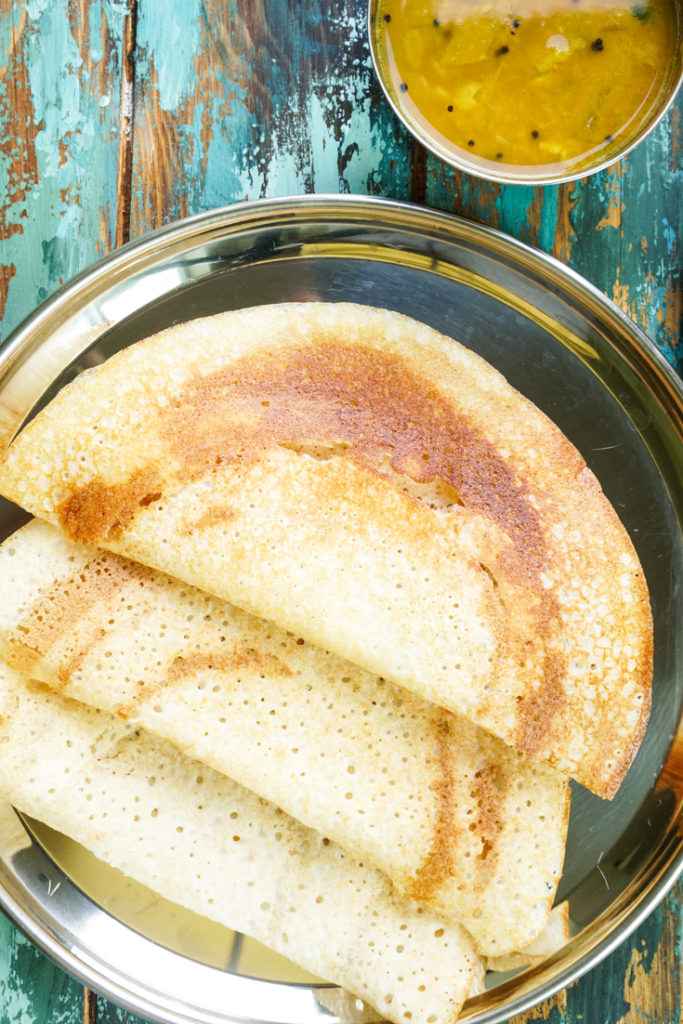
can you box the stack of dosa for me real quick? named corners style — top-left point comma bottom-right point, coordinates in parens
top-left (0, 661), bottom-right (483, 1023)
top-left (0, 518), bottom-right (569, 955)
top-left (0, 303), bottom-right (652, 797)
top-left (0, 302), bottom-right (654, 1019)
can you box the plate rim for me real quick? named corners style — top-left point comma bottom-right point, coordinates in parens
top-left (1, 193), bottom-right (682, 1024)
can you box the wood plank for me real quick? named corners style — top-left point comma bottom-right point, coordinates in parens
top-left (1, 3), bottom-right (682, 1024)
top-left (0, 0), bottom-right (127, 342)
top-left (83, 987), bottom-right (98, 1024)
top-left (0, 911), bottom-right (85, 1024)
top-left (114, 0), bottom-right (138, 248)
top-left (128, 0), bottom-right (414, 237)
top-left (565, 109), bottom-right (682, 371)
top-left (427, 95), bottom-right (683, 372)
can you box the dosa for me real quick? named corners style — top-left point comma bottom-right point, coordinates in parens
top-left (0, 660), bottom-right (483, 1024)
top-left (0, 518), bottom-right (569, 955)
top-left (0, 303), bottom-right (652, 796)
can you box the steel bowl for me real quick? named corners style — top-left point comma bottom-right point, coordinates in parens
top-left (367, 0), bottom-right (683, 185)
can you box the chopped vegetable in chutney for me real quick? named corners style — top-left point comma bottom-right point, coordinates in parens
top-left (375, 0), bottom-right (680, 171)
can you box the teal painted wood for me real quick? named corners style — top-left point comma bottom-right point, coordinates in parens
top-left (0, 0), bottom-right (128, 344)
top-left (505, 882), bottom-right (683, 1024)
top-left (566, 105), bottom-right (682, 372)
top-left (0, 912), bottom-right (84, 1024)
top-left (128, 0), bottom-right (415, 236)
top-left (0, 1), bottom-right (682, 1023)
top-left (426, 95), bottom-right (683, 374)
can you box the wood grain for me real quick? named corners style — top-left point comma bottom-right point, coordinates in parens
top-left (127, 0), bottom-right (414, 235)
top-left (0, 0), bottom-right (127, 343)
top-left (114, 0), bottom-right (138, 248)
top-left (0, 3), bottom-right (128, 1015)
top-left (427, 97), bottom-right (683, 374)
top-left (0, 912), bottom-right (84, 1024)
top-left (0, 1), bottom-right (682, 1023)
top-left (83, 988), bottom-right (98, 1024)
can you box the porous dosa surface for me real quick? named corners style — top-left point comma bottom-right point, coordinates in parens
top-left (0, 519), bottom-right (568, 955)
top-left (485, 902), bottom-right (570, 973)
top-left (0, 661), bottom-right (481, 1024)
top-left (0, 303), bottom-right (652, 796)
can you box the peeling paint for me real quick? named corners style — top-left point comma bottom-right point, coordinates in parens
top-left (614, 900), bottom-right (680, 1024)
top-left (129, 0), bottom-right (412, 236)
top-left (0, 2), bottom-right (125, 340)
top-left (1, 9), bottom-right (683, 1018)
top-left (551, 182), bottom-right (578, 264)
top-left (554, 104), bottom-right (682, 369)
top-left (0, 910), bottom-right (84, 1023)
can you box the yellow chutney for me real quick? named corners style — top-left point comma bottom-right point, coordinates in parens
top-left (374, 0), bottom-right (680, 176)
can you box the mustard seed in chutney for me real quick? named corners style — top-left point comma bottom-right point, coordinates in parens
top-left (374, 0), bottom-right (680, 175)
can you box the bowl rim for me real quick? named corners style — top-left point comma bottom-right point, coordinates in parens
top-left (366, 0), bottom-right (683, 186)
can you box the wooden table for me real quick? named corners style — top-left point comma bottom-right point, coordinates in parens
top-left (1, 3), bottom-right (682, 1023)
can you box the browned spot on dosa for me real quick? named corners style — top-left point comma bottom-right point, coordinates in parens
top-left (181, 504), bottom-right (235, 534)
top-left (55, 341), bottom-right (566, 750)
top-left (113, 647), bottom-right (293, 721)
top-left (167, 648), bottom-right (293, 682)
top-left (404, 716), bottom-right (457, 904)
top-left (1, 636), bottom-right (45, 681)
top-left (163, 342), bottom-right (548, 585)
top-left (405, 718), bottom-right (506, 903)
top-left (58, 468), bottom-right (163, 545)
top-left (4, 552), bottom-right (157, 687)
top-left (469, 762), bottom-right (506, 882)
top-left (515, 653), bottom-right (567, 758)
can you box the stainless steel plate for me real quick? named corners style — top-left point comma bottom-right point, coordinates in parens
top-left (0, 194), bottom-right (682, 1024)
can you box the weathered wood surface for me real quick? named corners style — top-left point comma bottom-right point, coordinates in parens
top-left (0, 2), bottom-right (682, 1023)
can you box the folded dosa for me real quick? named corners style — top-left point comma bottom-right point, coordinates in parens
top-left (485, 902), bottom-right (570, 973)
top-left (0, 519), bottom-right (569, 955)
top-left (0, 661), bottom-right (482, 1024)
top-left (0, 303), bottom-right (652, 796)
